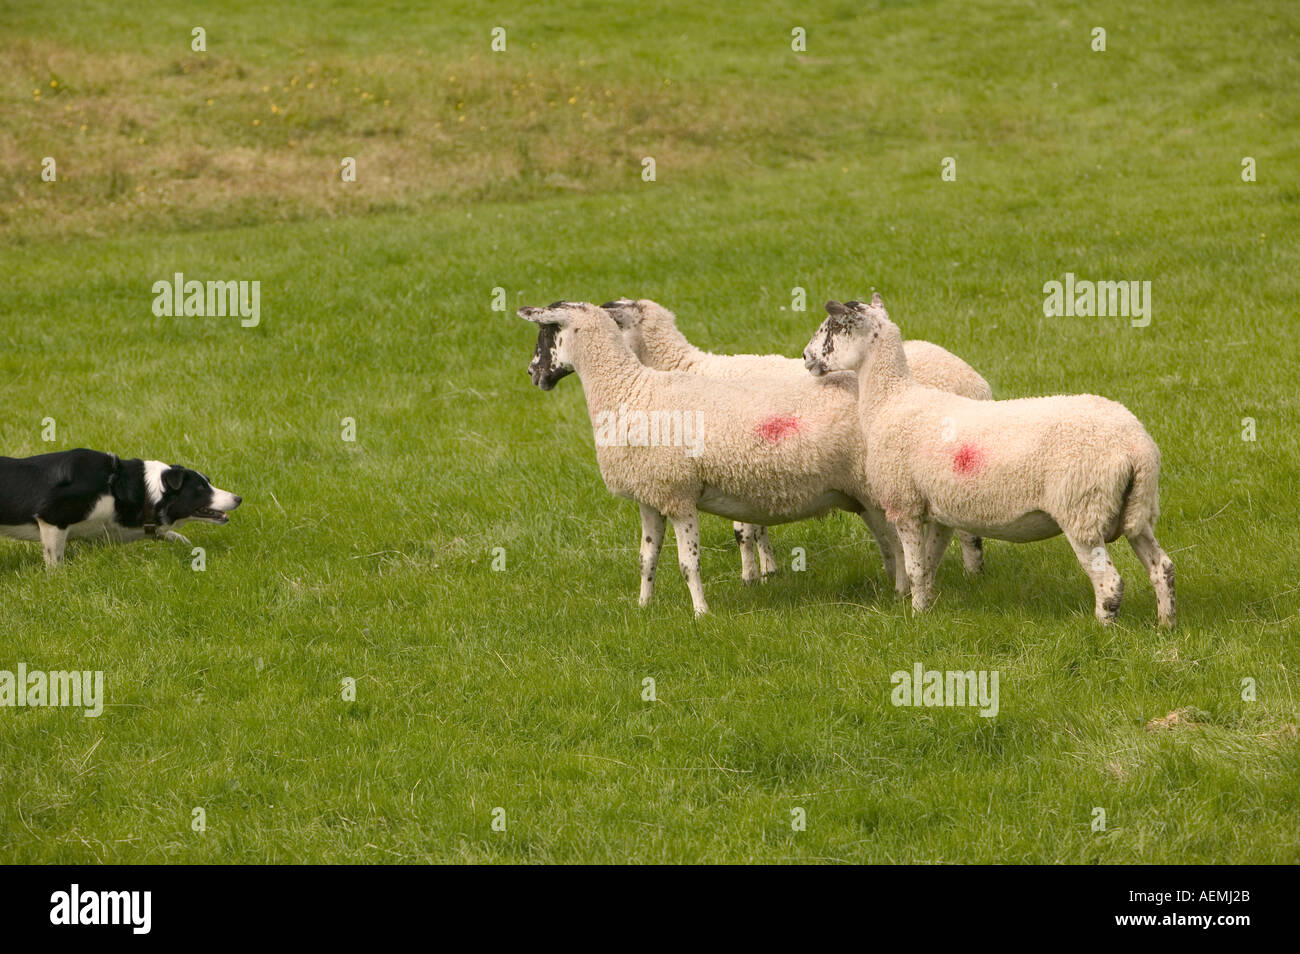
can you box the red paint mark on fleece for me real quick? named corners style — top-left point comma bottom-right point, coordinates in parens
top-left (953, 443), bottom-right (983, 476)
top-left (756, 415), bottom-right (802, 443)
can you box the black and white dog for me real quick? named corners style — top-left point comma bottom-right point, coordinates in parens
top-left (0, 449), bottom-right (241, 566)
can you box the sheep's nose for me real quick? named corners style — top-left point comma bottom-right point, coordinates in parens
top-left (803, 350), bottom-right (816, 369)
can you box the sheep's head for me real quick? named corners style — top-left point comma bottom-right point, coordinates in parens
top-left (519, 301), bottom-right (611, 390)
top-left (803, 294), bottom-right (891, 376)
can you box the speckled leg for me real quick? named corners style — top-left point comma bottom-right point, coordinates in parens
top-left (1128, 527), bottom-right (1176, 628)
top-left (672, 510), bottom-right (708, 616)
top-left (638, 503), bottom-right (666, 607)
top-left (895, 517), bottom-right (937, 611)
top-left (957, 531), bottom-right (984, 574)
top-left (735, 523), bottom-right (759, 585)
top-left (1066, 535), bottom-right (1124, 624)
top-left (927, 524), bottom-right (955, 575)
top-left (755, 526), bottom-right (777, 580)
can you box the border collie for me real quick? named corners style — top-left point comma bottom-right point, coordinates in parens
top-left (0, 449), bottom-right (241, 566)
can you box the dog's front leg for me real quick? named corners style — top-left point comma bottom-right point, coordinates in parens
top-left (36, 519), bottom-right (69, 567)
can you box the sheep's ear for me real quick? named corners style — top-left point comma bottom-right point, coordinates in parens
top-left (825, 300), bottom-right (848, 316)
top-left (518, 305), bottom-right (572, 327)
top-left (600, 299), bottom-right (641, 328)
top-left (871, 292), bottom-right (883, 307)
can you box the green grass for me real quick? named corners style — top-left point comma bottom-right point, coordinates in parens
top-left (1, 0), bottom-right (1298, 863)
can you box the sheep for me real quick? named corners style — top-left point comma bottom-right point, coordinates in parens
top-left (599, 297), bottom-right (994, 580)
top-left (520, 300), bottom-right (903, 616)
top-left (803, 296), bottom-right (1175, 627)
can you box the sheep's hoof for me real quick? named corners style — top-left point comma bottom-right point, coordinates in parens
top-left (1095, 604), bottom-right (1120, 625)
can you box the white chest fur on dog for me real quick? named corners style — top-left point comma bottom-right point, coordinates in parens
top-left (0, 494), bottom-right (144, 543)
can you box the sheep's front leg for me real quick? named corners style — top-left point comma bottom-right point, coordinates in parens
top-left (734, 522), bottom-right (759, 585)
top-left (895, 517), bottom-right (937, 611)
top-left (926, 524), bottom-right (955, 575)
top-left (1128, 527), bottom-right (1176, 628)
top-left (1065, 535), bottom-right (1124, 624)
top-left (754, 526), bottom-right (778, 580)
top-left (860, 507), bottom-right (909, 596)
top-left (957, 532), bottom-right (984, 574)
top-left (36, 519), bottom-right (68, 568)
top-left (638, 503), bottom-right (666, 607)
top-left (671, 510), bottom-right (708, 616)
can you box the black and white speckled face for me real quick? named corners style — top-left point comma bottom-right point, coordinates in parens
top-left (803, 300), bottom-right (863, 375)
top-left (520, 301), bottom-right (598, 390)
top-left (527, 322), bottom-right (574, 390)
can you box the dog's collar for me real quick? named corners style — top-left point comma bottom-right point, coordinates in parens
top-left (109, 458), bottom-right (167, 536)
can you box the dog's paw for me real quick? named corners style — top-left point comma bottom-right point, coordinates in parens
top-left (161, 530), bottom-right (192, 546)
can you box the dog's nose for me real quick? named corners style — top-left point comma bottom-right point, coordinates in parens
top-left (232, 495), bottom-right (243, 507)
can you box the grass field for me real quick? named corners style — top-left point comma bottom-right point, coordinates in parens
top-left (1, 0), bottom-right (1298, 863)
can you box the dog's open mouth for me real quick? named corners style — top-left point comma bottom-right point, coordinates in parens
top-left (194, 508), bottom-right (230, 524)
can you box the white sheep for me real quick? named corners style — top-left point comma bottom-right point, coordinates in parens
top-left (803, 296), bottom-right (1175, 627)
top-left (599, 297), bottom-right (994, 581)
top-left (521, 300), bottom-right (902, 616)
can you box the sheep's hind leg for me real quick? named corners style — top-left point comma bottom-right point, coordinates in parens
top-left (957, 532), bottom-right (984, 574)
top-left (1065, 535), bottom-right (1124, 624)
top-left (1128, 527), bottom-right (1176, 628)
top-left (671, 510), bottom-right (708, 617)
top-left (638, 503), bottom-right (667, 607)
top-left (755, 527), bottom-right (778, 580)
top-left (895, 517), bottom-right (938, 612)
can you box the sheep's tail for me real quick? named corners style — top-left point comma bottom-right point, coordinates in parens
top-left (1119, 434), bottom-right (1161, 537)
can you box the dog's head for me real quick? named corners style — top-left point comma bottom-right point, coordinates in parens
top-left (148, 463), bottom-right (242, 526)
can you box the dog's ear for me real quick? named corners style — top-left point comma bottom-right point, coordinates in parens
top-left (162, 466), bottom-right (186, 492)
top-left (518, 304), bottom-right (574, 327)
top-left (825, 300), bottom-right (848, 316)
